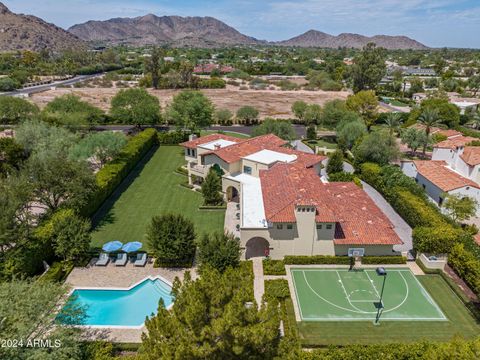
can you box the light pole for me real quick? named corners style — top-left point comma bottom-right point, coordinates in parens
top-left (375, 267), bottom-right (387, 324)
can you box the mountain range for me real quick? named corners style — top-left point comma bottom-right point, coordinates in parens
top-left (0, 2), bottom-right (428, 51)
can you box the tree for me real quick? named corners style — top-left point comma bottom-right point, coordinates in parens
top-left (111, 88), bottom-right (161, 126)
top-left (26, 155), bottom-right (96, 212)
top-left (418, 107), bottom-right (441, 155)
top-left (304, 104), bottom-right (322, 125)
top-left (346, 90), bottom-right (379, 131)
top-left (0, 280), bottom-right (85, 360)
top-left (0, 138), bottom-right (26, 177)
top-left (318, 100), bottom-right (359, 129)
top-left (400, 128), bottom-right (430, 155)
top-left (42, 94), bottom-right (104, 126)
top-left (467, 75), bottom-right (480, 96)
top-left (353, 131), bottom-right (399, 166)
top-left (351, 43), bottom-right (386, 93)
top-left (409, 98), bottom-right (460, 130)
top-left (167, 90), bottom-right (213, 130)
top-left (252, 118), bottom-right (296, 140)
top-left (236, 105), bottom-right (259, 125)
top-left (0, 96), bottom-right (39, 124)
top-left (413, 225), bottom-right (464, 254)
top-left (70, 131), bottom-right (127, 167)
top-left (146, 214), bottom-right (196, 266)
top-left (201, 168), bottom-right (224, 206)
top-left (443, 194), bottom-right (478, 222)
top-left (306, 124), bottom-right (316, 140)
top-left (145, 47), bottom-right (164, 89)
top-left (291, 101), bottom-right (308, 122)
top-left (214, 108), bottom-right (233, 125)
top-left (140, 266), bottom-right (281, 359)
top-left (0, 77), bottom-right (20, 91)
top-left (326, 150), bottom-right (344, 175)
top-left (336, 119), bottom-right (366, 150)
top-left (197, 232), bottom-right (241, 272)
top-left (385, 112), bottom-right (403, 136)
top-left (48, 209), bottom-right (91, 262)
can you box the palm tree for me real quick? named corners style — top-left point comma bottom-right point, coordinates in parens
top-left (418, 108), bottom-right (441, 156)
top-left (385, 112), bottom-right (403, 136)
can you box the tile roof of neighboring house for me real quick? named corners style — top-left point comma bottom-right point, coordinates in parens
top-left (474, 233), bottom-right (480, 246)
top-left (460, 147), bottom-right (480, 166)
top-left (413, 160), bottom-right (480, 191)
top-left (434, 136), bottom-right (477, 150)
top-left (260, 163), bottom-right (402, 246)
top-left (409, 124), bottom-right (462, 139)
top-left (193, 64), bottom-right (235, 74)
top-left (180, 133), bottom-right (242, 149)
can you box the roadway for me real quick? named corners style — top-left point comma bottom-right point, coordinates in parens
top-left (0, 73), bottom-right (105, 97)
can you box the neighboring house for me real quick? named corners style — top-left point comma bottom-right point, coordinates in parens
top-left (193, 64), bottom-right (235, 74)
top-left (401, 135), bottom-right (480, 215)
top-left (182, 134), bottom-right (403, 259)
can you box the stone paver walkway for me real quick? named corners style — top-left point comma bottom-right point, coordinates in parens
top-left (224, 201), bottom-right (240, 238)
top-left (252, 258), bottom-right (264, 305)
top-left (408, 261), bottom-right (425, 275)
top-left (361, 181), bottom-right (413, 253)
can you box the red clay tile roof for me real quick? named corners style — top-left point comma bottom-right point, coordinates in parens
top-left (436, 129), bottom-right (462, 138)
top-left (474, 234), bottom-right (480, 246)
top-left (205, 134), bottom-right (287, 163)
top-left (434, 136), bottom-right (477, 150)
top-left (260, 163), bottom-right (402, 246)
top-left (193, 64), bottom-right (235, 74)
top-left (460, 147), bottom-right (480, 166)
top-left (180, 133), bottom-right (242, 149)
top-left (413, 160), bottom-right (480, 191)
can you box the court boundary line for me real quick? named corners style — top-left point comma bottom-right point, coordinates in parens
top-left (290, 268), bottom-right (447, 321)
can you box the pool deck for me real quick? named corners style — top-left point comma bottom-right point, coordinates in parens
top-left (66, 258), bottom-right (197, 343)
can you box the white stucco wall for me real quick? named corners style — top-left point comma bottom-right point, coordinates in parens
top-left (400, 161), bottom-right (418, 178)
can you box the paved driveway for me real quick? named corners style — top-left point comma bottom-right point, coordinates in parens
top-left (361, 181), bottom-right (413, 253)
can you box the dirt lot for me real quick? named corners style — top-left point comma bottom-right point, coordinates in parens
top-left (30, 87), bottom-right (350, 119)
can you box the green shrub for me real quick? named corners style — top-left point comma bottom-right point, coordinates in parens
top-left (0, 77), bottom-right (20, 91)
top-left (359, 162), bottom-right (382, 187)
top-left (413, 225), bottom-right (466, 254)
top-left (263, 259), bottom-right (286, 275)
top-left (284, 255), bottom-right (350, 265)
top-left (448, 244), bottom-right (480, 297)
top-left (361, 256), bottom-right (406, 265)
top-left (264, 280), bottom-right (290, 300)
top-left (81, 128), bottom-right (157, 217)
top-left (39, 261), bottom-right (74, 283)
top-left (158, 130), bottom-right (190, 145)
top-left (198, 77), bottom-right (226, 89)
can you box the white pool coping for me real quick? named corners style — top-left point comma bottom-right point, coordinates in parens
top-left (65, 275), bottom-right (174, 329)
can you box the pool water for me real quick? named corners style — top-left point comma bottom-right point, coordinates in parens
top-left (62, 278), bottom-right (173, 326)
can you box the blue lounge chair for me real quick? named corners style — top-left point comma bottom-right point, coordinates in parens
top-left (95, 253), bottom-right (110, 266)
top-left (115, 253), bottom-right (128, 266)
top-left (134, 253), bottom-right (147, 267)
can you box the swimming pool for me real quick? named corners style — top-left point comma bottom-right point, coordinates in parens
top-left (61, 278), bottom-right (173, 327)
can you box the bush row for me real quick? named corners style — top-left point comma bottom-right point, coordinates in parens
top-left (361, 256), bottom-right (406, 264)
top-left (284, 255), bottom-right (350, 265)
top-left (264, 279), bottom-right (290, 300)
top-left (82, 128), bottom-right (158, 217)
top-left (39, 261), bottom-right (74, 283)
top-left (449, 244), bottom-right (480, 297)
top-left (263, 259), bottom-right (287, 275)
top-left (158, 130), bottom-right (190, 145)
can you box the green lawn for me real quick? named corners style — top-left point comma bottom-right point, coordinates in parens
top-left (290, 275), bottom-right (480, 346)
top-left (303, 139), bottom-right (337, 150)
top-left (200, 130), bottom-right (250, 139)
top-left (91, 146), bottom-right (225, 249)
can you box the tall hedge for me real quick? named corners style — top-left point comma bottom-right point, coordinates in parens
top-left (448, 244), bottom-right (480, 297)
top-left (81, 128), bottom-right (158, 217)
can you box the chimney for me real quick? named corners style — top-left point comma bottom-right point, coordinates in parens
top-left (214, 144), bottom-right (221, 150)
top-left (189, 134), bottom-right (198, 141)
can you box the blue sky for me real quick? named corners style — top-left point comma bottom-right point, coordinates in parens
top-left (5, 0), bottom-right (480, 48)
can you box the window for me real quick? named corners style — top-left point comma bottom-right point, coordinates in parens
top-left (187, 149), bottom-right (191, 156)
top-left (276, 224), bottom-right (283, 230)
top-left (326, 224), bottom-right (333, 230)
top-left (243, 166), bottom-right (252, 175)
top-left (422, 184), bottom-right (426, 189)
top-left (287, 224), bottom-right (293, 230)
top-left (316, 224), bottom-right (322, 230)
top-left (192, 150), bottom-right (196, 157)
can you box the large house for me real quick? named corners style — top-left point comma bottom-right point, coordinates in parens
top-left (181, 134), bottom-right (402, 259)
top-left (401, 134), bottom-right (480, 214)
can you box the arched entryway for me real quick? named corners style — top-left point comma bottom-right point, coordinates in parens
top-left (226, 186), bottom-right (239, 203)
top-left (245, 237), bottom-right (270, 259)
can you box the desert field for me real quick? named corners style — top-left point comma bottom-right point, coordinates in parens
top-left (30, 87), bottom-right (351, 119)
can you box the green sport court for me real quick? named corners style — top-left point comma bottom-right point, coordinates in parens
top-left (290, 268), bottom-right (446, 321)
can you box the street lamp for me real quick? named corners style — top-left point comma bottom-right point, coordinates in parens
top-left (375, 267), bottom-right (388, 324)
